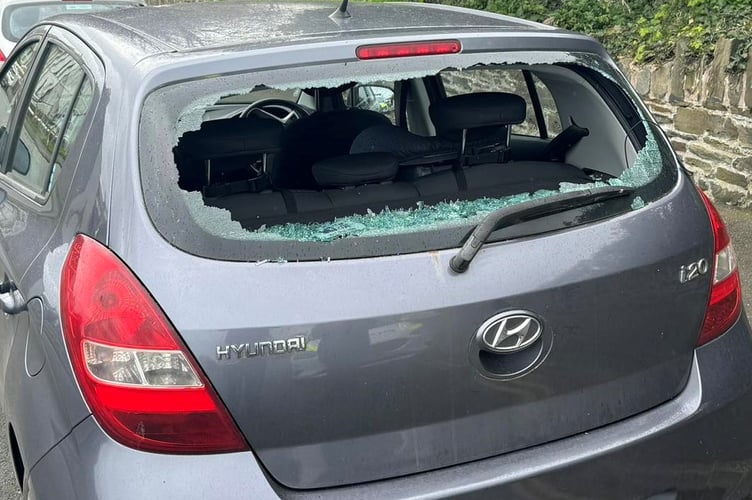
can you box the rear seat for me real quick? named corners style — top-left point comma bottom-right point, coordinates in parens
top-left (199, 92), bottom-right (593, 230)
top-left (208, 154), bottom-right (592, 229)
top-left (350, 92), bottom-right (526, 174)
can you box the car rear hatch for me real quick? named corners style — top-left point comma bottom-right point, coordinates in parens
top-left (124, 174), bottom-right (712, 489)
top-left (126, 32), bottom-right (716, 489)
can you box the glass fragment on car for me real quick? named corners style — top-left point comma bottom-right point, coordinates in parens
top-left (140, 51), bottom-right (679, 259)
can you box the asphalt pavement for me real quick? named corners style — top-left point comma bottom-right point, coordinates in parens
top-left (0, 205), bottom-right (749, 499)
top-left (0, 412), bottom-right (16, 499)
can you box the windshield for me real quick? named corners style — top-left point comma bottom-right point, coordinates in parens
top-left (2, 2), bottom-right (138, 42)
top-left (139, 50), bottom-right (678, 261)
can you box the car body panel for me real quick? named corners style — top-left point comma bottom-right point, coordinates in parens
top-left (105, 18), bottom-right (709, 487)
top-left (110, 155), bottom-right (712, 487)
top-left (91, 4), bottom-right (716, 490)
top-left (26, 314), bottom-right (752, 499)
top-left (0, 23), bottom-right (108, 474)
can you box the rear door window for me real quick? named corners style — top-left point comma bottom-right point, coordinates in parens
top-left (531, 74), bottom-right (562, 136)
top-left (0, 41), bottom-right (38, 163)
top-left (440, 68), bottom-right (560, 138)
top-left (345, 82), bottom-right (396, 124)
top-left (5, 43), bottom-right (93, 198)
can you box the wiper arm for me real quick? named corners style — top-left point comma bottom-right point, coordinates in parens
top-left (449, 186), bottom-right (635, 274)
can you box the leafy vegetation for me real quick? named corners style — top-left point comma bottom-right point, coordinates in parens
top-left (408, 0), bottom-right (752, 70)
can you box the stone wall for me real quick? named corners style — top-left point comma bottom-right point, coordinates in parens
top-left (619, 41), bottom-right (752, 207)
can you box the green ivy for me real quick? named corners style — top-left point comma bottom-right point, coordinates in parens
top-left (381, 0), bottom-right (752, 72)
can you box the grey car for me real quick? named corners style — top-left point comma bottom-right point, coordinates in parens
top-left (0, 1), bottom-right (749, 499)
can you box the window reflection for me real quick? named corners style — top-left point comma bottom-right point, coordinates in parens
top-left (0, 42), bottom-right (38, 163)
top-left (8, 45), bottom-right (88, 195)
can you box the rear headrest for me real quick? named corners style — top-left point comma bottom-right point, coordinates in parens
top-left (430, 92), bottom-right (526, 133)
top-left (179, 117), bottom-right (283, 160)
top-left (312, 153), bottom-right (398, 188)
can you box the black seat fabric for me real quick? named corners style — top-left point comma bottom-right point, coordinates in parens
top-left (312, 153), bottom-right (399, 188)
top-left (349, 125), bottom-right (456, 161)
top-left (431, 92), bottom-right (527, 165)
top-left (429, 92), bottom-right (527, 135)
top-left (208, 161), bottom-right (593, 229)
top-left (175, 117), bottom-right (283, 192)
top-left (179, 117), bottom-right (283, 159)
top-left (271, 109), bottom-right (391, 189)
top-left (349, 92), bottom-right (528, 170)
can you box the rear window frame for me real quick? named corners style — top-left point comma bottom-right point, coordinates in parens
top-left (138, 50), bottom-right (679, 262)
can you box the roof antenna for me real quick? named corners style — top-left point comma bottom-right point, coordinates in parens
top-left (330, 0), bottom-right (351, 19)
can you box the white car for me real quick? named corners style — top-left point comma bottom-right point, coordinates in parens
top-left (0, 0), bottom-right (141, 61)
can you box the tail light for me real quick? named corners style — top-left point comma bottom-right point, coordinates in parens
top-left (60, 234), bottom-right (248, 454)
top-left (0, 50), bottom-right (6, 64)
top-left (356, 40), bottom-right (461, 60)
top-left (697, 189), bottom-right (742, 346)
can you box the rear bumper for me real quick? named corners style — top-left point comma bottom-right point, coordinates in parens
top-left (26, 312), bottom-right (752, 500)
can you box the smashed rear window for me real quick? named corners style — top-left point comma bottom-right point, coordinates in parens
top-left (139, 50), bottom-right (678, 261)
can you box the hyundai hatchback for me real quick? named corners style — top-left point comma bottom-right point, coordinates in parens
top-left (0, 1), bottom-right (749, 499)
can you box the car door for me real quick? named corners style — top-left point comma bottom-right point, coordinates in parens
top-left (0, 26), bottom-right (100, 473)
top-left (0, 27), bottom-right (46, 404)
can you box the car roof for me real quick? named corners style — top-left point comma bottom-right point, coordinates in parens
top-left (49, 1), bottom-right (571, 64)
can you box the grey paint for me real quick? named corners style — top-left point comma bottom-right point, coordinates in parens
top-left (113, 168), bottom-right (711, 488)
top-left (0, 24), bottom-right (108, 477)
top-left (114, 17), bottom-right (704, 486)
top-left (0, 1), bottom-right (747, 497)
top-left (57, 1), bottom-right (560, 56)
top-left (27, 417), bottom-right (279, 499)
top-left (26, 315), bottom-right (752, 499)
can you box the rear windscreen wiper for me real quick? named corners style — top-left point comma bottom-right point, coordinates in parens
top-left (450, 186), bottom-right (636, 274)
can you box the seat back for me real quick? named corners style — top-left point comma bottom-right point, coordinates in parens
top-left (312, 153), bottom-right (399, 188)
top-left (271, 108), bottom-right (391, 189)
top-left (430, 92), bottom-right (526, 165)
top-left (349, 92), bottom-right (527, 178)
top-left (175, 117), bottom-right (283, 195)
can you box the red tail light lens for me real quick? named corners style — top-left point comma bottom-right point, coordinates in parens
top-left (356, 40), bottom-right (461, 60)
top-left (0, 50), bottom-right (6, 64)
top-left (61, 235), bottom-right (248, 454)
top-left (697, 190), bottom-right (742, 346)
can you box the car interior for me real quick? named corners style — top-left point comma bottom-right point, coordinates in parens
top-left (172, 64), bottom-right (641, 230)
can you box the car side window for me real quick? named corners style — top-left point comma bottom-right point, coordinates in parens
top-left (345, 83), bottom-right (396, 124)
top-left (440, 68), bottom-right (560, 138)
top-left (5, 44), bottom-right (93, 197)
top-left (0, 41), bottom-right (39, 162)
top-left (532, 74), bottom-right (562, 136)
